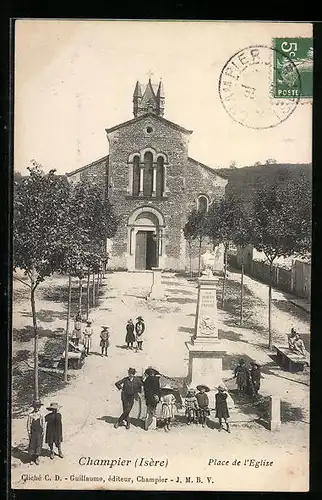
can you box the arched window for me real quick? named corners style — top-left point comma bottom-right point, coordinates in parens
top-left (132, 155), bottom-right (140, 196)
top-left (197, 195), bottom-right (209, 212)
top-left (156, 156), bottom-right (165, 197)
top-left (143, 151), bottom-right (153, 196)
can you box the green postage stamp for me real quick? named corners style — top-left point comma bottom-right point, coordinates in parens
top-left (273, 37), bottom-right (313, 98)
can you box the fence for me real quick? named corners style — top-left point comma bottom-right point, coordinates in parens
top-left (228, 253), bottom-right (311, 301)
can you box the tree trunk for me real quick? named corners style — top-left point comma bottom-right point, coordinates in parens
top-left (92, 271), bottom-right (96, 307)
top-left (30, 286), bottom-right (39, 400)
top-left (78, 278), bottom-right (83, 315)
top-left (268, 262), bottom-right (273, 349)
top-left (96, 272), bottom-right (100, 302)
top-left (64, 274), bottom-right (72, 384)
top-left (240, 259), bottom-right (244, 326)
top-left (189, 242), bottom-right (192, 279)
top-left (222, 244), bottom-right (228, 308)
top-left (197, 237), bottom-right (202, 277)
top-left (99, 269), bottom-right (103, 286)
top-left (86, 269), bottom-right (90, 320)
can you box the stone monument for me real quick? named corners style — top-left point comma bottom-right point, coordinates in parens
top-left (147, 267), bottom-right (166, 300)
top-left (186, 266), bottom-right (234, 410)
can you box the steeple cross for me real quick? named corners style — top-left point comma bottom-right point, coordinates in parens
top-left (146, 70), bottom-right (154, 80)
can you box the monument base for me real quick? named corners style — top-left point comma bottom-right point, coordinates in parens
top-left (147, 267), bottom-right (166, 300)
top-left (186, 341), bottom-right (235, 410)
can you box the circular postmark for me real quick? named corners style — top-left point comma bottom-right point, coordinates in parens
top-left (218, 45), bottom-right (301, 129)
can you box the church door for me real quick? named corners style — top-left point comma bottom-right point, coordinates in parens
top-left (135, 231), bottom-right (147, 270)
top-left (146, 232), bottom-right (158, 269)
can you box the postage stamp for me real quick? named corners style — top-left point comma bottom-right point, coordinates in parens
top-left (273, 38), bottom-right (313, 98)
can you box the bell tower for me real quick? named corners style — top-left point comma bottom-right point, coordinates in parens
top-left (133, 76), bottom-right (165, 117)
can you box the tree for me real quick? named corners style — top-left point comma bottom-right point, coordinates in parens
top-left (249, 173), bottom-right (311, 348)
top-left (183, 208), bottom-right (209, 277)
top-left (13, 165), bottom-right (70, 399)
top-left (207, 198), bottom-right (236, 307)
top-left (229, 160), bottom-right (237, 169)
top-left (229, 199), bottom-right (252, 326)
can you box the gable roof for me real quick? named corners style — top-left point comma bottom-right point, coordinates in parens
top-left (105, 113), bottom-right (193, 135)
top-left (188, 157), bottom-right (227, 179)
top-left (66, 155), bottom-right (109, 177)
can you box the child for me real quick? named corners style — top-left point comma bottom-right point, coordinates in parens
top-left (83, 320), bottom-right (93, 355)
top-left (100, 326), bottom-right (110, 357)
top-left (215, 385), bottom-right (230, 433)
top-left (135, 316), bottom-right (145, 351)
top-left (184, 388), bottom-right (198, 425)
top-left (72, 312), bottom-right (83, 346)
top-left (195, 385), bottom-right (210, 428)
top-left (45, 402), bottom-right (64, 459)
top-left (27, 400), bottom-right (44, 465)
top-left (160, 386), bottom-right (177, 432)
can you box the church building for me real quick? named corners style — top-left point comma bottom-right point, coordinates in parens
top-left (66, 78), bottom-right (227, 272)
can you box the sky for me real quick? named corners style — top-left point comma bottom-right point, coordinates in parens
top-left (14, 20), bottom-right (312, 175)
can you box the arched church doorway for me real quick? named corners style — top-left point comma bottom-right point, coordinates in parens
top-left (127, 207), bottom-right (165, 270)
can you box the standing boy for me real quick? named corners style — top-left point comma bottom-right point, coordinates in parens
top-left (195, 385), bottom-right (210, 428)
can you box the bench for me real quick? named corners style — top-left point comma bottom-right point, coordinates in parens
top-left (61, 341), bottom-right (86, 369)
top-left (273, 345), bottom-right (308, 372)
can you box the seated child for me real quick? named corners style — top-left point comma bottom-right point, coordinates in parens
top-left (184, 388), bottom-right (198, 424)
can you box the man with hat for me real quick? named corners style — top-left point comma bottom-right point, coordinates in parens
top-left (114, 368), bottom-right (143, 429)
top-left (100, 326), bottom-right (110, 357)
top-left (45, 402), bottom-right (64, 459)
top-left (27, 400), bottom-right (45, 464)
top-left (215, 385), bottom-right (230, 433)
top-left (83, 319), bottom-right (93, 356)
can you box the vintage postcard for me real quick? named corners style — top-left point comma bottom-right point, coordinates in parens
top-left (12, 20), bottom-right (312, 492)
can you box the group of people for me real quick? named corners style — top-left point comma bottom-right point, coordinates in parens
top-left (234, 359), bottom-right (261, 398)
top-left (71, 313), bottom-right (146, 356)
top-left (72, 313), bottom-right (110, 357)
top-left (114, 367), bottom-right (231, 433)
top-left (27, 400), bottom-right (63, 465)
top-left (125, 316), bottom-right (145, 351)
top-left (288, 328), bottom-right (309, 362)
top-left (184, 384), bottom-right (230, 432)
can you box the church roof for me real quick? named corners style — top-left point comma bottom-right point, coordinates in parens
top-left (105, 113), bottom-right (193, 135)
top-left (188, 157), bottom-right (227, 179)
top-left (66, 154), bottom-right (109, 177)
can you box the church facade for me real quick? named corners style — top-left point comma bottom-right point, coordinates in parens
top-left (67, 79), bottom-right (227, 272)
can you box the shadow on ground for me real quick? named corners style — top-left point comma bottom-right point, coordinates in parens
top-left (98, 415), bottom-right (145, 429)
top-left (13, 326), bottom-right (65, 343)
top-left (272, 297), bottom-right (310, 323)
top-left (21, 309), bottom-right (68, 323)
top-left (218, 329), bottom-right (248, 344)
top-left (12, 366), bottom-right (70, 418)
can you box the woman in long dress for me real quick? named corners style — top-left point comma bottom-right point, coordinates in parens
top-left (125, 319), bottom-right (135, 349)
top-left (234, 359), bottom-right (248, 393)
top-left (27, 400), bottom-right (45, 465)
top-left (215, 385), bottom-right (230, 433)
top-left (160, 386), bottom-right (176, 432)
top-left (143, 368), bottom-right (161, 431)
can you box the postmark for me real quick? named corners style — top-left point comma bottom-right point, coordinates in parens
top-left (273, 38), bottom-right (313, 98)
top-left (218, 45), bottom-right (301, 129)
